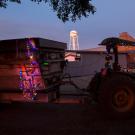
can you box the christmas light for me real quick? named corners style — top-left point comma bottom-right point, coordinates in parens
top-left (19, 38), bottom-right (41, 100)
top-left (43, 62), bottom-right (49, 66)
top-left (30, 55), bottom-right (33, 59)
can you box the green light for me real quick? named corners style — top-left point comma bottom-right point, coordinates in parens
top-left (43, 62), bottom-right (49, 66)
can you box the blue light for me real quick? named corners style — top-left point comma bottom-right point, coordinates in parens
top-left (20, 71), bottom-right (22, 75)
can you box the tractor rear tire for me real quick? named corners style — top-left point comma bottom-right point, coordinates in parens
top-left (98, 75), bottom-right (135, 119)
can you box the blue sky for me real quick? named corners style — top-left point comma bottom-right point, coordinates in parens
top-left (0, 0), bottom-right (135, 49)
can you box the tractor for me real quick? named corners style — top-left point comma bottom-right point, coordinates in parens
top-left (1, 37), bottom-right (135, 119)
top-left (87, 37), bottom-right (135, 118)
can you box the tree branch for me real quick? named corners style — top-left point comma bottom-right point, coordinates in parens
top-left (0, 0), bottom-right (96, 22)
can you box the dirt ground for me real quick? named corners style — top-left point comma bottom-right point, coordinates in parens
top-left (0, 102), bottom-right (135, 135)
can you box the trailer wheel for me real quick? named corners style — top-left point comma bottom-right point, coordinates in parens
top-left (98, 75), bottom-right (135, 119)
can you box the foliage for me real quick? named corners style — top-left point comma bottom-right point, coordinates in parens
top-left (0, 0), bottom-right (96, 22)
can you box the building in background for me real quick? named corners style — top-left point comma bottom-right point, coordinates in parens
top-left (64, 32), bottom-right (135, 89)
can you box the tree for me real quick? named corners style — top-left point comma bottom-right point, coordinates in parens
top-left (0, 0), bottom-right (96, 22)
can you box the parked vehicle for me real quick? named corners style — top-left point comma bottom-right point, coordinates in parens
top-left (1, 37), bottom-right (135, 119)
top-left (0, 37), bottom-right (66, 101)
top-left (87, 37), bottom-right (135, 118)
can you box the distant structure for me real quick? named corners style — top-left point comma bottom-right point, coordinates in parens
top-left (119, 32), bottom-right (135, 41)
top-left (69, 30), bottom-right (79, 50)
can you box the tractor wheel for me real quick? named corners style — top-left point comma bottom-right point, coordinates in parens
top-left (98, 75), bottom-right (135, 119)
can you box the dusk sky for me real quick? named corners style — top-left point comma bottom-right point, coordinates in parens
top-left (0, 0), bottom-right (135, 49)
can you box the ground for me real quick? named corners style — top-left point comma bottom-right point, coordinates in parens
top-left (0, 102), bottom-right (135, 135)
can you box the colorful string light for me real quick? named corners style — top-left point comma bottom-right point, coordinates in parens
top-left (19, 38), bottom-right (40, 100)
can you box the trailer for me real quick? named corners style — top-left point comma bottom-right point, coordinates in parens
top-left (0, 37), bottom-right (66, 102)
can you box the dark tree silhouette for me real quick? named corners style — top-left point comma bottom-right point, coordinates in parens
top-left (0, 0), bottom-right (96, 22)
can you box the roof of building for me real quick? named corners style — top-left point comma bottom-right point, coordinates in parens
top-left (0, 37), bottom-right (67, 51)
top-left (83, 32), bottom-right (135, 53)
top-left (119, 32), bottom-right (135, 42)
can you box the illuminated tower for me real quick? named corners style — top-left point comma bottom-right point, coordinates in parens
top-left (69, 30), bottom-right (79, 50)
